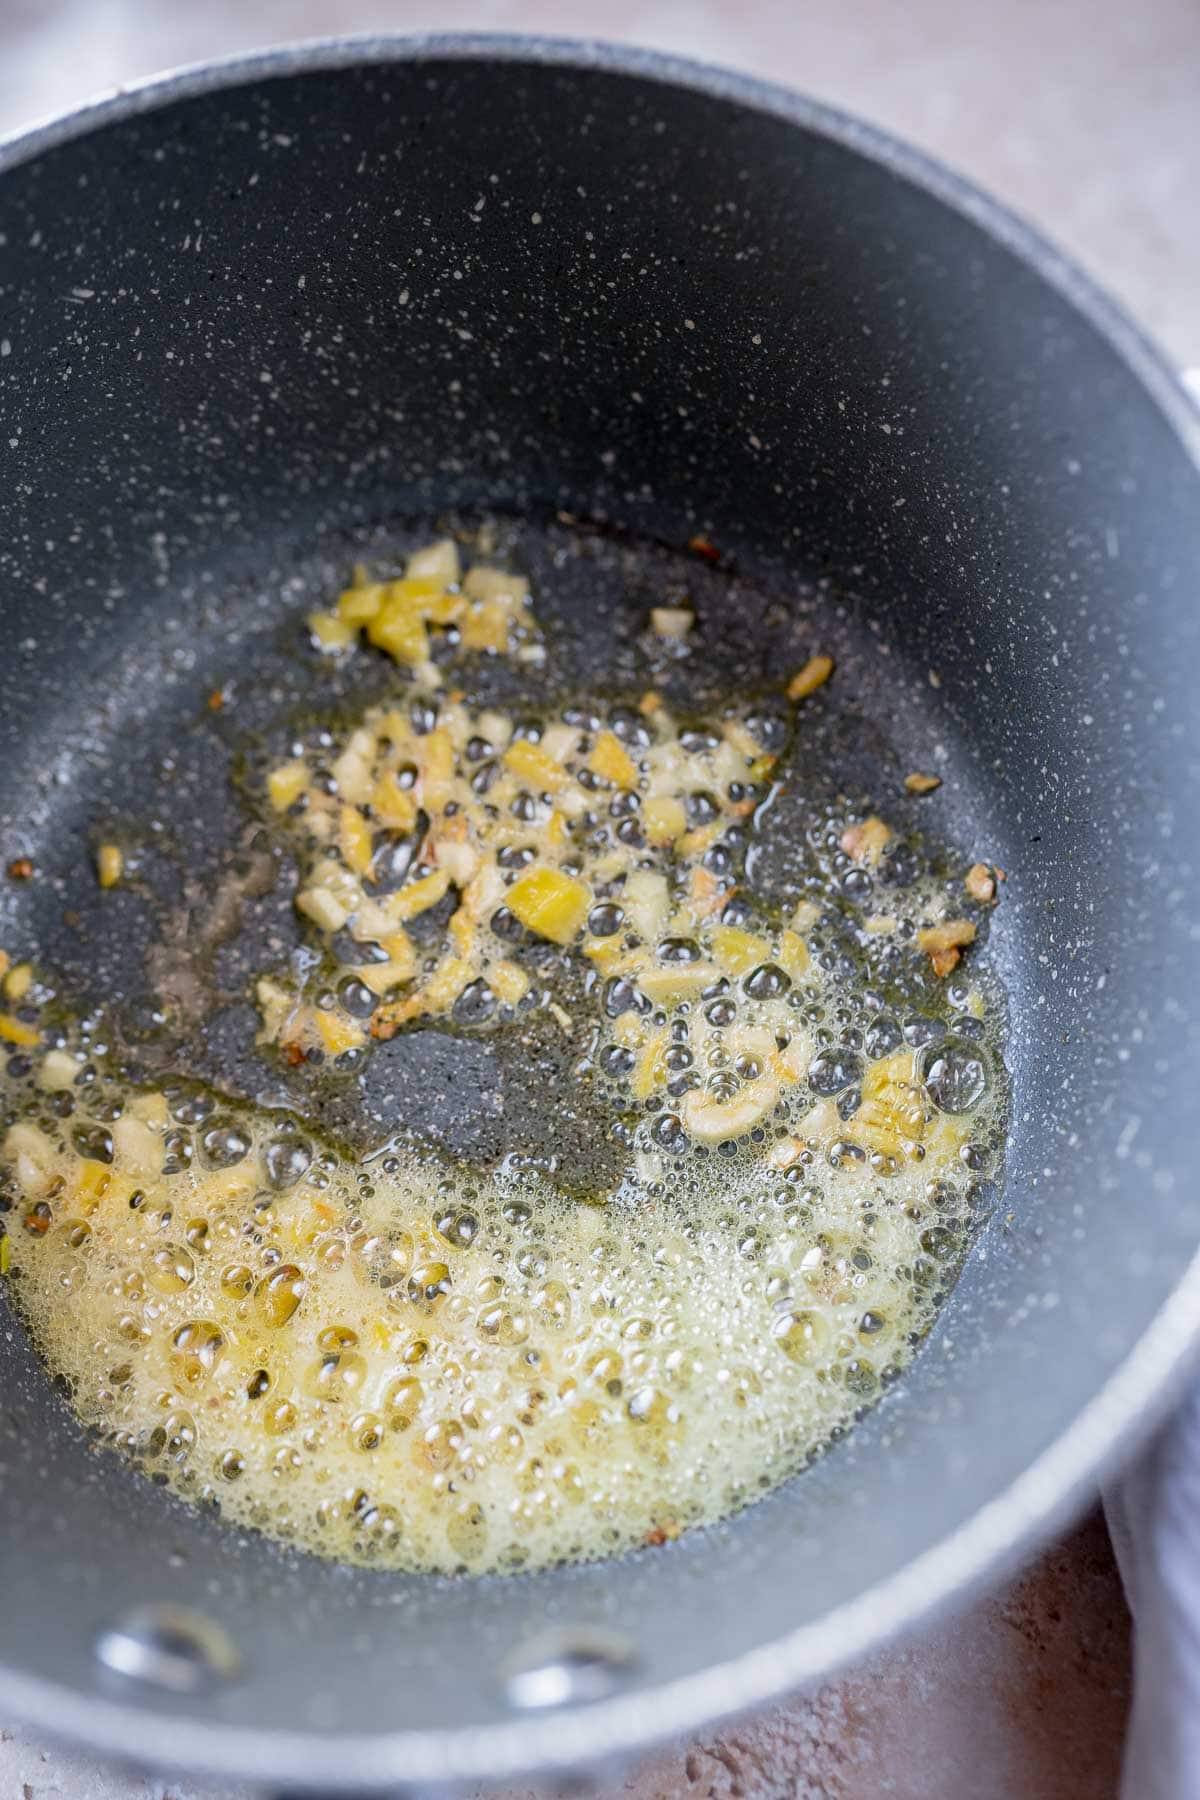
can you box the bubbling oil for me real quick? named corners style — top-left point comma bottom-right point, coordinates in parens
top-left (2, 1025), bottom-right (1002, 1573)
top-left (0, 533), bottom-right (1009, 1573)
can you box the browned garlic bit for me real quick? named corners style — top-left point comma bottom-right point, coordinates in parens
top-left (916, 918), bottom-right (977, 978)
top-left (840, 816), bottom-right (893, 867)
top-left (965, 862), bottom-right (998, 904)
top-left (904, 772), bottom-right (941, 795)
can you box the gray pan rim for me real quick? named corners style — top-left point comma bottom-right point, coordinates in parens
top-left (2, 32), bottom-right (1200, 1792)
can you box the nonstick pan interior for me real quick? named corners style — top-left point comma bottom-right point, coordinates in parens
top-left (1, 40), bottom-right (1199, 1793)
top-left (0, 512), bottom-right (1011, 1182)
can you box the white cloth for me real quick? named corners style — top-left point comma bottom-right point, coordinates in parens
top-left (1105, 1384), bottom-right (1200, 1799)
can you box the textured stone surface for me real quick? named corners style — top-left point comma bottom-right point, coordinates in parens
top-left (0, 0), bottom-right (1179, 1790)
top-left (0, 1513), bottom-right (1131, 1798)
top-left (594, 1512), bottom-right (1132, 1800)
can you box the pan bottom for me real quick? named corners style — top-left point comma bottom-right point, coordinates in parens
top-left (0, 510), bottom-right (1010, 1577)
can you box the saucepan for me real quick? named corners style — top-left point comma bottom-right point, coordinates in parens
top-left (1, 35), bottom-right (1199, 1796)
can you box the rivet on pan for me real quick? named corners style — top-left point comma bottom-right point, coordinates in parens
top-left (503, 1627), bottom-right (638, 1710)
top-left (94, 1604), bottom-right (241, 1693)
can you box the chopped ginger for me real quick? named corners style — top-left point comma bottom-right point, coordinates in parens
top-left (917, 917), bottom-right (977, 978)
top-left (965, 862), bottom-right (997, 904)
top-left (38, 1049), bottom-right (81, 1091)
top-left (373, 956), bottom-right (472, 1035)
top-left (0, 1013), bottom-right (39, 1047)
top-left (338, 805), bottom-right (374, 876)
top-left (917, 919), bottom-right (976, 954)
top-left (683, 1075), bottom-right (780, 1143)
top-left (636, 963), bottom-right (718, 1007)
top-left (419, 727), bottom-right (455, 811)
top-left (855, 1052), bottom-right (928, 1162)
top-left (459, 599), bottom-right (509, 652)
top-left (503, 738), bottom-right (569, 793)
top-left (308, 610), bottom-right (356, 652)
top-left (766, 1136), bottom-right (805, 1172)
top-left (777, 929), bottom-right (810, 979)
top-left (4, 961), bottom-right (33, 1002)
top-left (710, 925), bottom-right (772, 976)
top-left (840, 817), bottom-right (891, 866)
top-left (643, 795), bottom-right (686, 845)
top-left (406, 538), bottom-right (460, 586)
top-left (371, 771), bottom-right (419, 832)
top-left (589, 731), bottom-right (638, 790)
top-left (387, 869), bottom-right (451, 922)
top-left (313, 1009), bottom-right (365, 1057)
top-left (631, 1032), bottom-right (669, 1101)
top-left (247, 548), bottom-right (1001, 1178)
top-left (506, 867), bottom-right (590, 945)
top-left (489, 959), bottom-right (529, 1006)
top-left (296, 886), bottom-right (349, 933)
top-left (649, 607), bottom-right (693, 639)
top-left (786, 655), bottom-right (834, 702)
top-left (268, 762), bottom-right (308, 812)
top-left (367, 597), bottom-right (429, 667)
top-left (336, 582), bottom-right (386, 626)
top-left (96, 843), bottom-right (123, 889)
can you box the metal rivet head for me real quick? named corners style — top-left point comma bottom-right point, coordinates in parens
top-left (94, 1604), bottom-right (241, 1694)
top-left (503, 1627), bottom-right (638, 1710)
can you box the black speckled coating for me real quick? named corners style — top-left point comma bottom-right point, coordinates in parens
top-left (0, 38), bottom-right (1199, 1795)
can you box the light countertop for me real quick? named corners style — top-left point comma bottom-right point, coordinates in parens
top-left (2, 1), bottom-right (1195, 1794)
top-left (1, 1512), bottom-right (1132, 1799)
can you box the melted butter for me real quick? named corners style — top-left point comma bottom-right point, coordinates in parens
top-left (0, 535), bottom-right (1009, 1574)
top-left (2, 1036), bottom-right (1001, 1573)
